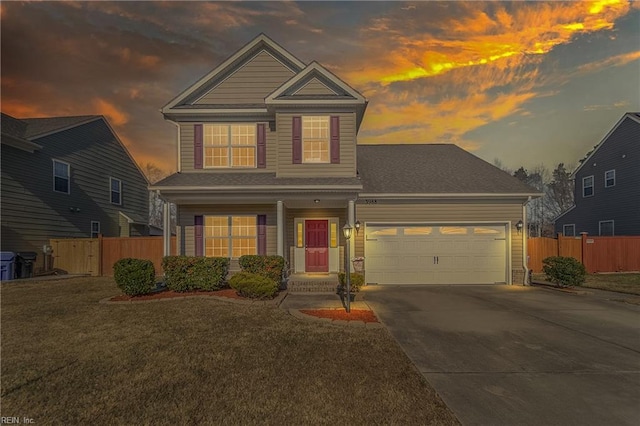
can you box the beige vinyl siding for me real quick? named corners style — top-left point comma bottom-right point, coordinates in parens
top-left (293, 78), bottom-right (337, 96)
top-left (118, 213), bottom-right (130, 237)
top-left (276, 112), bottom-right (357, 177)
top-left (195, 50), bottom-right (295, 105)
top-left (179, 122), bottom-right (276, 173)
top-left (0, 119), bottom-right (149, 271)
top-left (178, 204), bottom-right (277, 269)
top-left (355, 201), bottom-right (525, 277)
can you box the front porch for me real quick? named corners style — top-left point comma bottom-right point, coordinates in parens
top-left (287, 273), bottom-right (339, 293)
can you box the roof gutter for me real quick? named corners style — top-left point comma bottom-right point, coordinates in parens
top-left (357, 192), bottom-right (544, 199)
top-left (150, 184), bottom-right (364, 192)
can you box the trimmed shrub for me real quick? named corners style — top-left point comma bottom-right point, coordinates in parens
top-left (229, 272), bottom-right (278, 299)
top-left (162, 256), bottom-right (229, 292)
top-left (113, 258), bottom-right (156, 296)
top-left (238, 255), bottom-right (285, 282)
top-left (338, 273), bottom-right (365, 292)
top-left (542, 256), bottom-right (586, 287)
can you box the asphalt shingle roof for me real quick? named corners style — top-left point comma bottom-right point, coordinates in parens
top-left (357, 144), bottom-right (539, 194)
top-left (1, 113), bottom-right (28, 140)
top-left (21, 116), bottom-right (99, 139)
top-left (153, 172), bottom-right (362, 188)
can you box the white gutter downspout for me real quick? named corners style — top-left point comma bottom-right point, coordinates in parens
top-left (523, 197), bottom-right (531, 285)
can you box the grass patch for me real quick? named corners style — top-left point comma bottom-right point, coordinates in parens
top-left (1, 277), bottom-right (458, 425)
top-left (533, 272), bottom-right (640, 295)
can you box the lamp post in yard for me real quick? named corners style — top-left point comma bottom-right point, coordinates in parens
top-left (342, 223), bottom-right (353, 313)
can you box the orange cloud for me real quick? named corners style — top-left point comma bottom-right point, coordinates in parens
top-left (577, 50), bottom-right (640, 73)
top-left (92, 98), bottom-right (129, 126)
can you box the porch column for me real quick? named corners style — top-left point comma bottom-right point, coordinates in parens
top-left (348, 199), bottom-right (355, 261)
top-left (277, 200), bottom-right (284, 257)
top-left (163, 200), bottom-right (171, 256)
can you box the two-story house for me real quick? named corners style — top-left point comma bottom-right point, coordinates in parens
top-left (1, 113), bottom-right (150, 273)
top-left (555, 113), bottom-right (640, 237)
top-left (152, 34), bottom-right (540, 286)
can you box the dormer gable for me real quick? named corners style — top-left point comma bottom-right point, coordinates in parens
top-left (265, 62), bottom-right (368, 130)
top-left (162, 34), bottom-right (306, 115)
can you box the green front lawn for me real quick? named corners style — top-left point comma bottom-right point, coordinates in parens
top-left (533, 272), bottom-right (640, 295)
top-left (1, 277), bottom-right (459, 425)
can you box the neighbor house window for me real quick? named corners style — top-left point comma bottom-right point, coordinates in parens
top-left (204, 216), bottom-right (256, 258)
top-left (563, 224), bottom-right (576, 237)
top-left (302, 116), bottom-right (329, 163)
top-left (599, 220), bottom-right (614, 236)
top-left (110, 177), bottom-right (122, 205)
top-left (605, 170), bottom-right (615, 188)
top-left (91, 221), bottom-right (100, 238)
top-left (582, 176), bottom-right (594, 197)
top-left (53, 159), bottom-right (70, 194)
top-left (204, 124), bottom-right (256, 168)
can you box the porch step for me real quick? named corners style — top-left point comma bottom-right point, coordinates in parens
top-left (287, 273), bottom-right (339, 294)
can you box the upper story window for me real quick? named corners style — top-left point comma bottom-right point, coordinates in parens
top-left (302, 116), bottom-right (329, 163)
top-left (204, 124), bottom-right (256, 168)
top-left (563, 224), bottom-right (576, 237)
top-left (53, 159), bottom-right (70, 194)
top-left (110, 177), bottom-right (122, 205)
top-left (582, 175), bottom-right (594, 197)
top-left (605, 170), bottom-right (615, 188)
top-left (91, 221), bottom-right (101, 238)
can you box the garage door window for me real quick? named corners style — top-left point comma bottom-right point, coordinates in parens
top-left (369, 227), bottom-right (398, 236)
top-left (474, 227), bottom-right (502, 235)
top-left (440, 226), bottom-right (468, 235)
top-left (404, 227), bottom-right (433, 235)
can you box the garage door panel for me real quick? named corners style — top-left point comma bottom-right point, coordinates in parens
top-left (365, 224), bottom-right (507, 285)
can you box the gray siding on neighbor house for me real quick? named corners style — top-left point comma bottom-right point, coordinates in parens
top-left (355, 201), bottom-right (526, 276)
top-left (179, 121), bottom-right (277, 173)
top-left (177, 204), bottom-right (277, 269)
top-left (0, 119), bottom-right (149, 269)
top-left (293, 78), bottom-right (337, 96)
top-left (194, 50), bottom-right (295, 105)
top-left (556, 116), bottom-right (640, 236)
top-left (276, 111), bottom-right (357, 177)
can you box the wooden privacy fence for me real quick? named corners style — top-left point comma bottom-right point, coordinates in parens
top-left (50, 236), bottom-right (176, 276)
top-left (528, 234), bottom-right (640, 274)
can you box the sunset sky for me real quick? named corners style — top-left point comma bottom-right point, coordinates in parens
top-left (2, 1), bottom-right (639, 175)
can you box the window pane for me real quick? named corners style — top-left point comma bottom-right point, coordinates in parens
top-left (231, 147), bottom-right (256, 167)
top-left (330, 223), bottom-right (337, 247)
top-left (231, 125), bottom-right (256, 146)
top-left (204, 125), bottom-right (228, 146)
top-left (205, 217), bottom-right (228, 237)
top-left (54, 161), bottom-right (69, 178)
top-left (404, 227), bottom-right (433, 235)
top-left (302, 117), bottom-right (329, 163)
top-left (111, 191), bottom-right (120, 204)
top-left (440, 226), bottom-right (468, 235)
top-left (205, 238), bottom-right (229, 257)
top-left (55, 176), bottom-right (69, 193)
top-left (369, 227), bottom-right (398, 236)
top-left (232, 238), bottom-right (257, 258)
top-left (297, 222), bottom-right (304, 248)
top-left (231, 216), bottom-right (256, 237)
top-left (205, 147), bottom-right (228, 167)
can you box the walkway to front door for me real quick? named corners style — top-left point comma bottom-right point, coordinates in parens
top-left (305, 220), bottom-right (328, 273)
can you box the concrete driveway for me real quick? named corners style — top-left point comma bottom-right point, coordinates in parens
top-left (364, 285), bottom-right (640, 426)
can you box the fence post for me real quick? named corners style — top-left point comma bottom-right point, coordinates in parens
top-left (98, 233), bottom-right (104, 277)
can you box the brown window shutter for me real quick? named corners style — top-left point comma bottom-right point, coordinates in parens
top-left (195, 215), bottom-right (203, 256)
top-left (194, 124), bottom-right (203, 169)
top-left (292, 116), bottom-right (302, 164)
top-left (330, 116), bottom-right (340, 164)
top-left (257, 215), bottom-right (267, 255)
top-left (257, 123), bottom-right (266, 169)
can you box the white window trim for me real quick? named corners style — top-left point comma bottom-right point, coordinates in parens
top-left (203, 123), bottom-right (256, 169)
top-left (91, 221), bottom-right (101, 238)
top-left (563, 224), bottom-right (576, 237)
top-left (302, 115), bottom-right (330, 164)
top-left (599, 220), bottom-right (614, 236)
top-left (582, 175), bottom-right (594, 198)
top-left (53, 159), bottom-right (70, 194)
top-left (110, 177), bottom-right (122, 205)
top-left (204, 215), bottom-right (257, 258)
top-left (604, 170), bottom-right (616, 188)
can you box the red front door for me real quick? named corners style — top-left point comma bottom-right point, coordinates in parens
top-left (305, 220), bottom-right (329, 272)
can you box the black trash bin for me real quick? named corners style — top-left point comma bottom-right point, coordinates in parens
top-left (16, 252), bottom-right (37, 279)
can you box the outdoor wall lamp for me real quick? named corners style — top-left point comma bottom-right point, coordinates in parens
top-left (342, 223), bottom-right (353, 313)
top-left (516, 220), bottom-right (524, 234)
top-left (354, 220), bottom-right (361, 234)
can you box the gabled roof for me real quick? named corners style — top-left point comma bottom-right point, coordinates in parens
top-left (570, 112), bottom-right (640, 178)
top-left (21, 115), bottom-right (100, 139)
top-left (162, 33), bottom-right (306, 113)
top-left (357, 144), bottom-right (541, 198)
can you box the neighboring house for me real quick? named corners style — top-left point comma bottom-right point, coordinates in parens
top-left (555, 113), bottom-right (640, 237)
top-left (151, 34), bottom-right (540, 285)
top-left (1, 113), bottom-right (150, 272)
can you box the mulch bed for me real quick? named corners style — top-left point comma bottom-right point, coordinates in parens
top-left (109, 288), bottom-right (244, 302)
top-left (299, 309), bottom-right (379, 323)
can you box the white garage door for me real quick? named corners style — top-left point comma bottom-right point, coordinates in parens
top-left (364, 224), bottom-right (508, 285)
